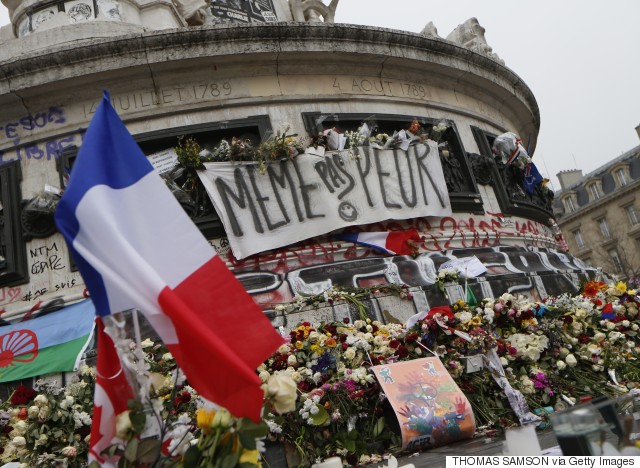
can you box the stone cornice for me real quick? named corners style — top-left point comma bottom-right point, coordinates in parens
top-left (0, 23), bottom-right (539, 146)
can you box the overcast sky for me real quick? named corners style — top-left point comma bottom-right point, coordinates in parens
top-left (1, 1), bottom-right (639, 190)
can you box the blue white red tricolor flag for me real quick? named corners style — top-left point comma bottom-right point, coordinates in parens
top-left (336, 229), bottom-right (422, 255)
top-left (54, 92), bottom-right (283, 426)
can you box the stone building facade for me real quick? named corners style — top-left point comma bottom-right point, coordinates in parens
top-left (554, 137), bottom-right (640, 280)
top-left (0, 0), bottom-right (592, 338)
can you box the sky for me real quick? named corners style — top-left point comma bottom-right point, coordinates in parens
top-left (1, 1), bottom-right (639, 190)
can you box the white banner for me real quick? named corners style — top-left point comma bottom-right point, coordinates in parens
top-left (198, 142), bottom-right (451, 259)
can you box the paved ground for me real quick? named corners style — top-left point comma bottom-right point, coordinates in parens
top-left (373, 430), bottom-right (562, 468)
top-left (264, 429), bottom-right (567, 468)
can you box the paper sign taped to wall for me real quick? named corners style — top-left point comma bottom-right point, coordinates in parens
top-left (439, 256), bottom-right (487, 278)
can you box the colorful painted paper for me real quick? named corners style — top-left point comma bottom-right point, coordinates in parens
top-left (371, 357), bottom-right (475, 450)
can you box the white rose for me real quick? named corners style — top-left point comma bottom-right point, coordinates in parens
top-left (61, 446), bottom-right (77, 458)
top-left (344, 348), bottom-right (356, 360)
top-left (608, 331), bottom-right (624, 342)
top-left (593, 332), bottom-right (606, 342)
top-left (556, 360), bottom-right (566, 371)
top-left (606, 321), bottom-right (616, 331)
top-left (140, 338), bottom-right (154, 348)
top-left (149, 372), bottom-right (167, 392)
top-left (28, 406), bottom-right (40, 418)
top-left (287, 354), bottom-right (298, 366)
top-left (34, 433), bottom-right (48, 447)
top-left (263, 373), bottom-right (298, 414)
top-left (115, 411), bottom-right (132, 439)
top-left (587, 343), bottom-right (602, 355)
top-left (12, 436), bottom-right (27, 447)
top-left (566, 354), bottom-right (577, 367)
top-left (278, 344), bottom-right (291, 354)
top-left (212, 408), bottom-right (232, 428)
top-left (34, 394), bottom-right (49, 407)
top-left (38, 406), bottom-right (51, 421)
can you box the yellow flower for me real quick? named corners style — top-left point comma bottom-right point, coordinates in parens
top-left (295, 341), bottom-right (304, 350)
top-left (196, 408), bottom-right (215, 433)
top-left (239, 449), bottom-right (260, 465)
top-left (616, 281), bottom-right (628, 294)
top-left (468, 316), bottom-right (483, 327)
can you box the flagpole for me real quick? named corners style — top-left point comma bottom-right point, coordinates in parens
top-left (464, 266), bottom-right (468, 302)
top-left (132, 309), bottom-right (142, 348)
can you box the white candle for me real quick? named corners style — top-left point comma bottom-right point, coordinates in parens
top-left (504, 424), bottom-right (542, 455)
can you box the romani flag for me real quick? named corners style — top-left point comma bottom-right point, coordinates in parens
top-left (0, 299), bottom-right (95, 382)
top-left (54, 91), bottom-right (284, 423)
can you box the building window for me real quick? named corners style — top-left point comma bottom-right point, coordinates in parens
top-left (598, 218), bottom-right (611, 238)
top-left (0, 160), bottom-right (29, 287)
top-left (589, 184), bottom-right (601, 201)
top-left (564, 197), bottom-right (576, 213)
top-left (572, 229), bottom-right (585, 249)
top-left (58, 115), bottom-right (273, 239)
top-left (626, 205), bottom-right (639, 226)
top-left (608, 249), bottom-right (624, 273)
top-left (616, 168), bottom-right (628, 186)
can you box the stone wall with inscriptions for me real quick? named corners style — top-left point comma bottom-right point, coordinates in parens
top-left (0, 24), bottom-right (546, 323)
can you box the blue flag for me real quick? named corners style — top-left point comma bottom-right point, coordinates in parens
top-left (523, 162), bottom-right (543, 195)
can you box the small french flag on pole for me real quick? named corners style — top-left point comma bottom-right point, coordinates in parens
top-left (336, 229), bottom-right (422, 256)
top-left (55, 91), bottom-right (283, 425)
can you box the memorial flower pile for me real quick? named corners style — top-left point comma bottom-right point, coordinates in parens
top-left (4, 278), bottom-right (640, 466)
top-left (260, 318), bottom-right (414, 467)
top-left (435, 268), bottom-right (461, 294)
top-left (0, 372), bottom-right (95, 467)
top-left (260, 279), bottom-right (640, 465)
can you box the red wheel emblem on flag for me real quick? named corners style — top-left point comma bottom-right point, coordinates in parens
top-left (0, 330), bottom-right (38, 368)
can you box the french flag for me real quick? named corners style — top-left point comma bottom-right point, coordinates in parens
top-left (55, 92), bottom-right (283, 424)
top-left (337, 229), bottom-right (422, 255)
